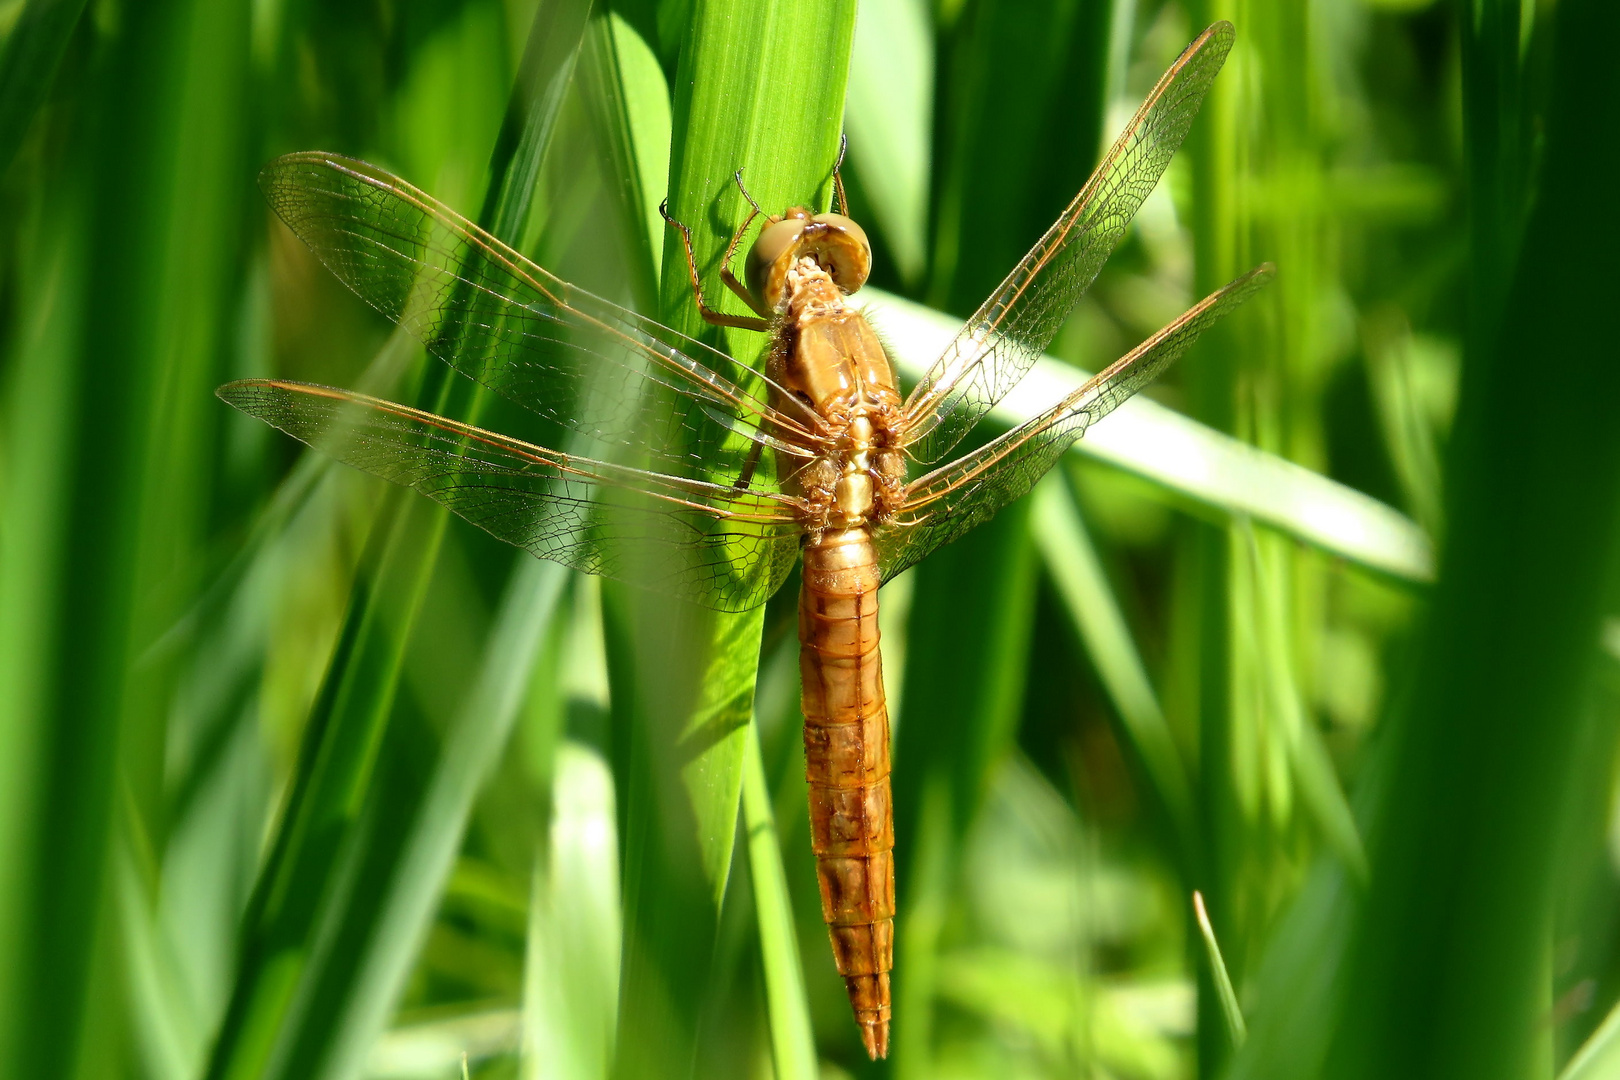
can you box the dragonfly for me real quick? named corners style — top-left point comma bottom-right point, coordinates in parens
top-left (220, 21), bottom-right (1269, 1060)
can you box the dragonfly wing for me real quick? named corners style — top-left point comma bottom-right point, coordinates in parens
top-left (900, 22), bottom-right (1236, 464)
top-left (877, 264), bottom-right (1272, 580)
top-left (260, 153), bottom-right (825, 484)
top-left (219, 379), bottom-right (805, 612)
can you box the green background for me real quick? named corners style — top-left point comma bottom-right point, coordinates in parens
top-left (2, 0), bottom-right (1619, 1077)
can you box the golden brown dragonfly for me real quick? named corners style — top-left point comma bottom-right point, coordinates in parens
top-left (220, 22), bottom-right (1268, 1059)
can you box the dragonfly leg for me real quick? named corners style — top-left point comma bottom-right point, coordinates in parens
top-left (659, 199), bottom-right (771, 331)
top-left (718, 187), bottom-right (771, 316)
top-left (831, 133), bottom-right (849, 215)
top-left (733, 167), bottom-right (768, 218)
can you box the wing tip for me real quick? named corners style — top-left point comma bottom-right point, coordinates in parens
top-left (216, 378), bottom-right (265, 406)
top-left (1201, 20), bottom-right (1238, 53)
top-left (217, 378), bottom-right (334, 409)
top-left (256, 151), bottom-right (380, 213)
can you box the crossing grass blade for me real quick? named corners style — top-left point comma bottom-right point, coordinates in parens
top-left (1559, 995), bottom-right (1620, 1080)
top-left (865, 288), bottom-right (1434, 581)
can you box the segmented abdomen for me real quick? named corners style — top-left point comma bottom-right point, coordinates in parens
top-left (798, 527), bottom-right (894, 1060)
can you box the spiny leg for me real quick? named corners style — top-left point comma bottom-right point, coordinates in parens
top-left (658, 199), bottom-right (771, 332)
top-left (720, 172), bottom-right (770, 316)
top-left (831, 133), bottom-right (849, 216)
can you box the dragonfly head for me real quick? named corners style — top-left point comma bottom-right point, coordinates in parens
top-left (746, 208), bottom-right (872, 313)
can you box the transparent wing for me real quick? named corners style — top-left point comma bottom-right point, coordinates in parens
top-left (900, 22), bottom-right (1236, 464)
top-left (219, 379), bottom-right (805, 612)
top-left (260, 152), bottom-right (826, 484)
top-left (878, 264), bottom-right (1273, 579)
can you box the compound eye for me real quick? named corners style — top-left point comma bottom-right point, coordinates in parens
top-left (746, 217), bottom-right (810, 310)
top-left (809, 213), bottom-right (872, 293)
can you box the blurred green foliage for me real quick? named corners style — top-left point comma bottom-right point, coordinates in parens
top-left (2, 0), bottom-right (1619, 1079)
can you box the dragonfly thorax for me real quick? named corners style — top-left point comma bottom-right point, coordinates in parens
top-left (767, 262), bottom-right (906, 532)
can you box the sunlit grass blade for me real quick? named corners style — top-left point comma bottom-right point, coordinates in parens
top-left (1558, 993), bottom-right (1620, 1080)
top-left (743, 721), bottom-right (817, 1080)
top-left (523, 740), bottom-right (621, 1080)
top-left (860, 289), bottom-right (1434, 582)
top-left (1194, 891), bottom-right (1246, 1049)
top-left (1030, 475), bottom-right (1195, 858)
top-left (844, 0), bottom-right (933, 285)
top-left (577, 10), bottom-right (672, 305)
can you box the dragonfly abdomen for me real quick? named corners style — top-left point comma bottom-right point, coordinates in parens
top-left (798, 527), bottom-right (894, 1059)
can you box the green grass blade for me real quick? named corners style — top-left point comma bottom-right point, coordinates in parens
top-left (202, 5), bottom-right (589, 1076)
top-left (577, 10), bottom-right (672, 306)
top-left (1030, 475), bottom-right (1195, 858)
top-left (1194, 891), bottom-right (1246, 1049)
top-left (286, 559), bottom-right (568, 1080)
top-left (524, 741), bottom-right (622, 1080)
top-left (0, 0), bottom-right (88, 176)
top-left (1237, 524), bottom-right (1368, 882)
top-left (1558, 993), bottom-right (1620, 1080)
top-left (892, 504), bottom-right (1039, 1074)
top-left (0, 0), bottom-right (251, 1073)
top-left (601, 1), bottom-right (855, 1075)
top-left (1316, 3), bottom-right (1620, 1077)
top-left (844, 0), bottom-right (933, 285)
top-left (0, 170), bottom-right (86, 1076)
top-left (860, 289), bottom-right (1434, 582)
top-left (742, 720), bottom-right (817, 1080)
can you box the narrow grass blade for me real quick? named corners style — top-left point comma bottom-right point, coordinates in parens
top-left (1194, 891), bottom-right (1247, 1049)
top-left (1031, 475), bottom-right (1195, 858)
top-left (1238, 524), bottom-right (1368, 882)
top-left (0, 167), bottom-right (86, 1074)
top-left (742, 721), bottom-right (817, 1080)
top-left (1558, 993), bottom-right (1620, 1080)
top-left (892, 504), bottom-right (1039, 1073)
top-left (844, 0), bottom-right (933, 284)
top-left (577, 10), bottom-right (672, 306)
top-left (523, 741), bottom-right (622, 1080)
top-left (860, 289), bottom-right (1434, 582)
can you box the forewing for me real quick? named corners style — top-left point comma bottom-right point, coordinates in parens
top-left (219, 379), bottom-right (805, 612)
top-left (901, 22), bottom-right (1236, 464)
top-left (259, 152), bottom-right (824, 484)
top-left (878, 264), bottom-right (1273, 579)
